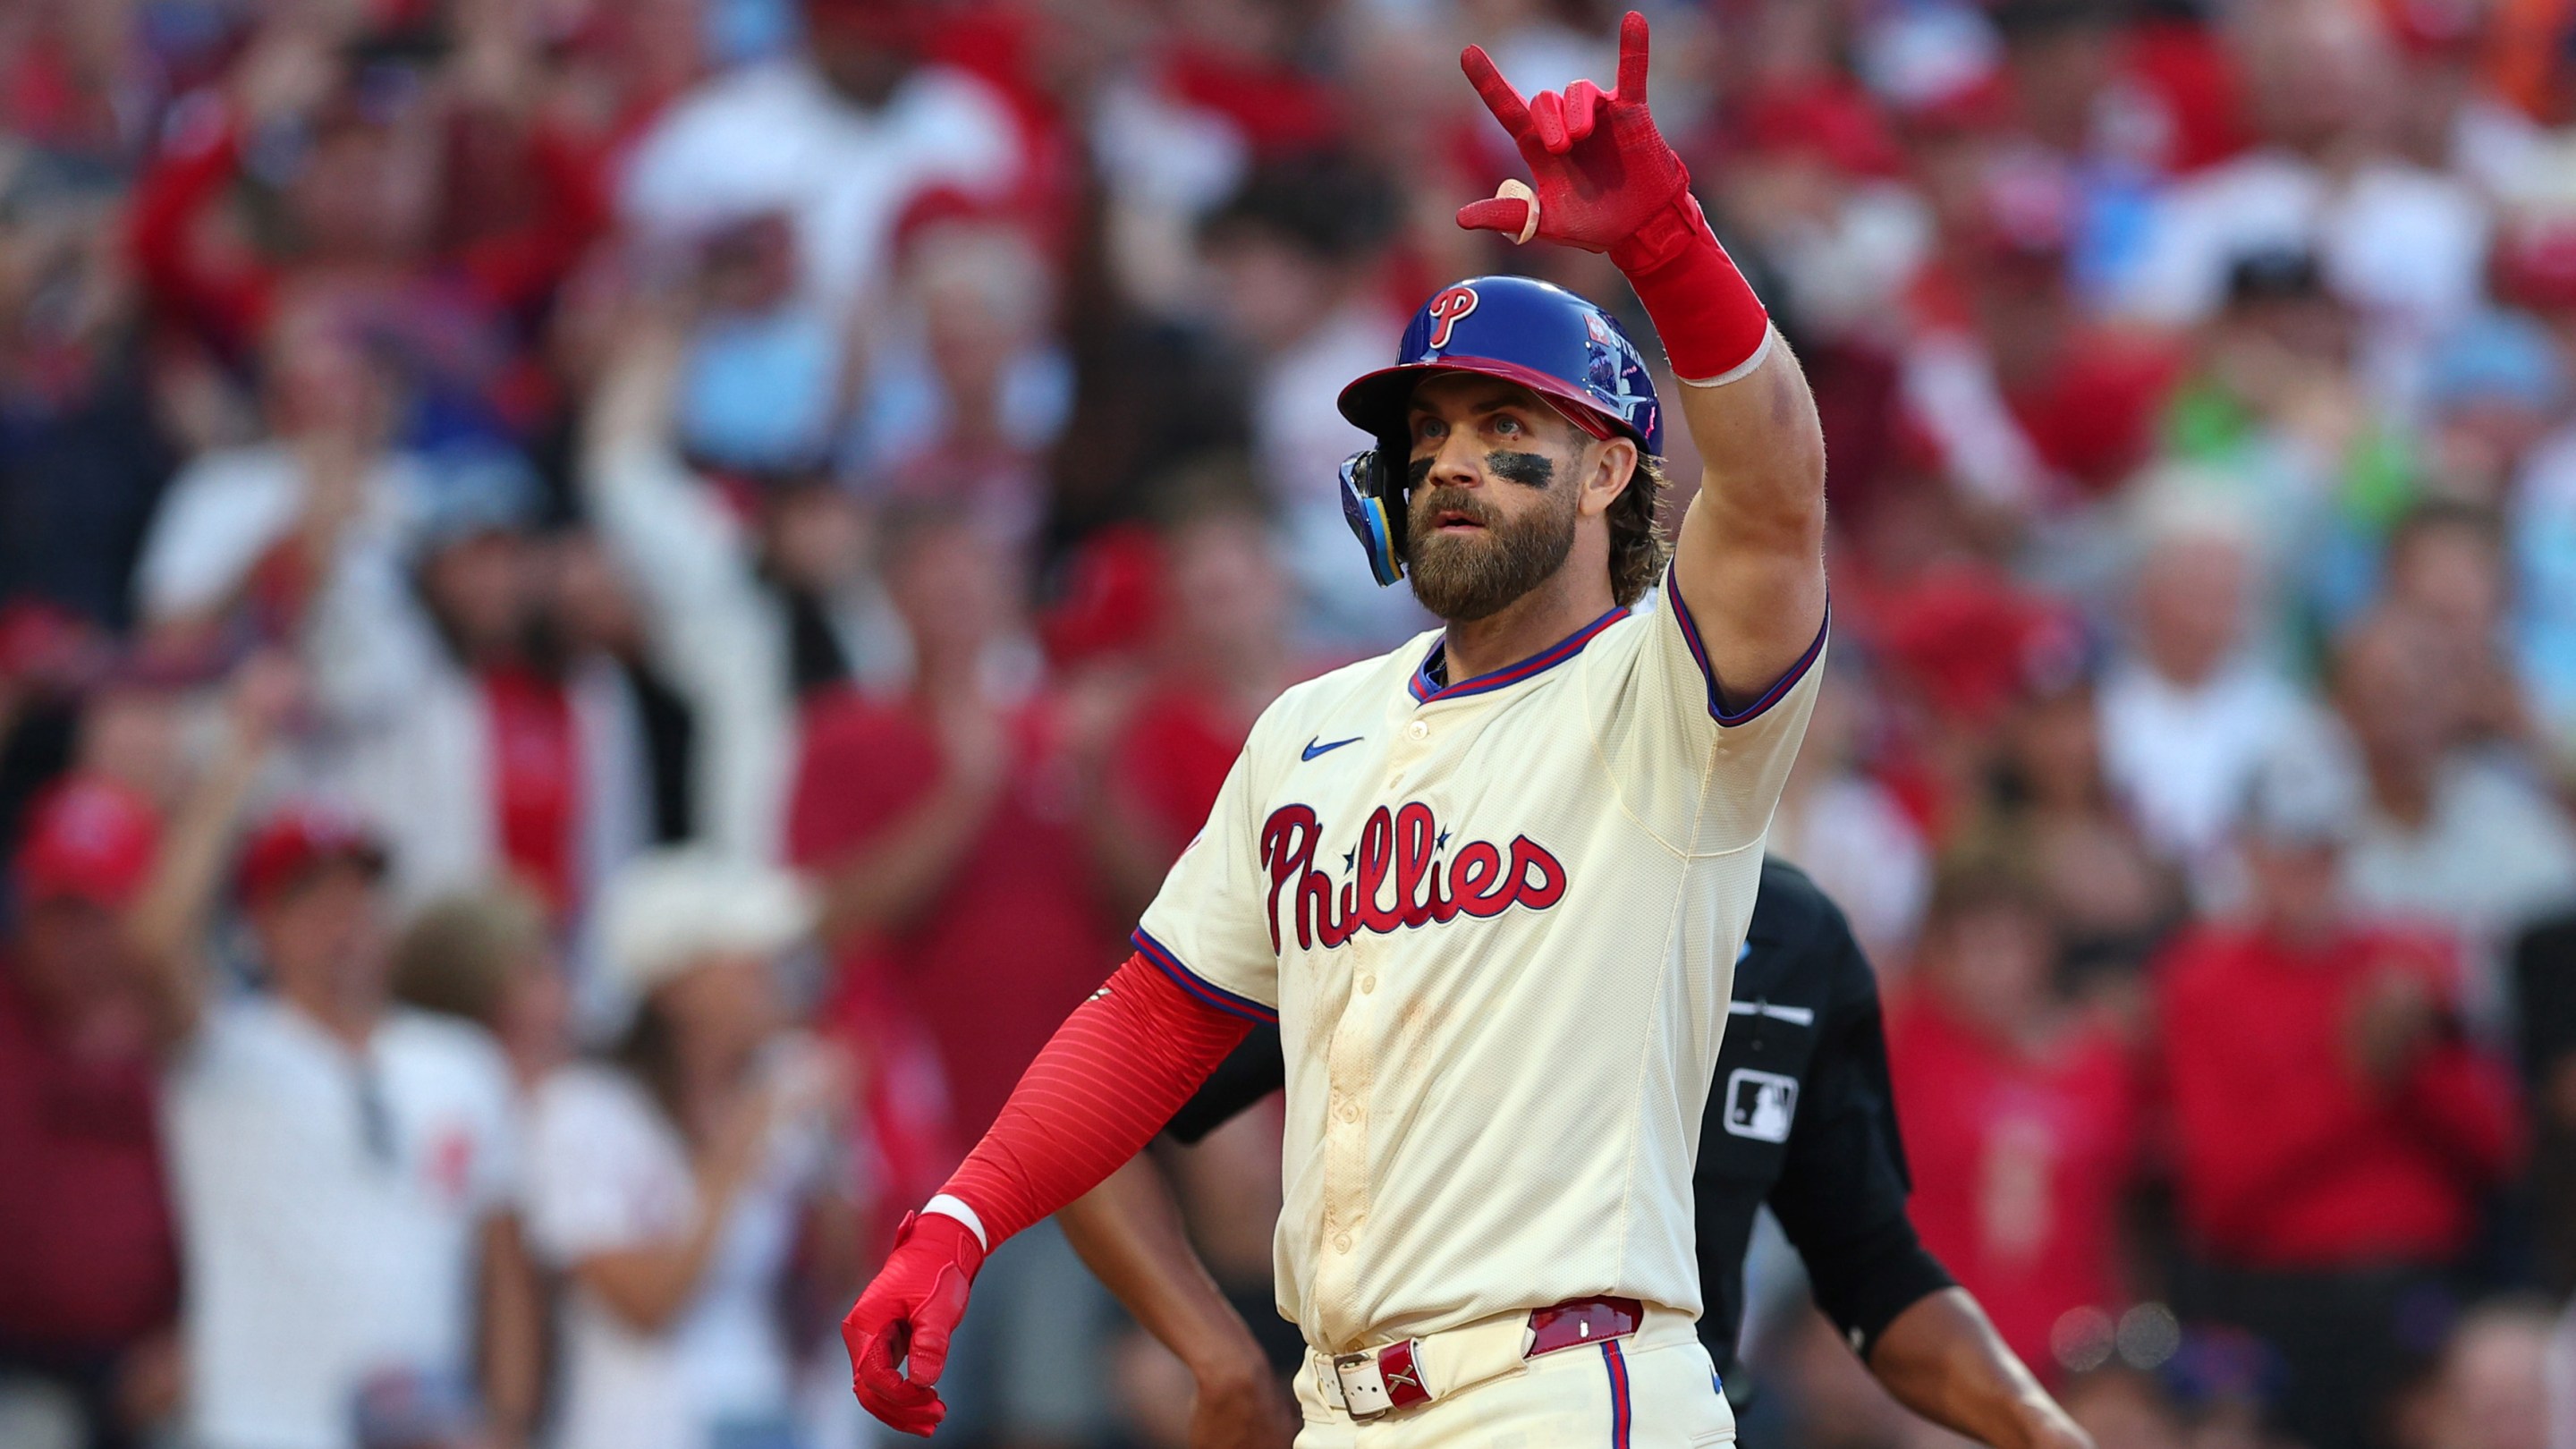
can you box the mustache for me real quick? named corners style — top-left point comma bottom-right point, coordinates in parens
top-left (1409, 485), bottom-right (1502, 528)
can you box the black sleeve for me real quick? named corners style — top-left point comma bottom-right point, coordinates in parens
top-left (2515, 913), bottom-right (2576, 1090)
top-left (1164, 1024), bottom-right (1287, 1144)
top-left (1767, 928), bottom-right (1955, 1358)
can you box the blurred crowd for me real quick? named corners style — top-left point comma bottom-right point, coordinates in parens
top-left (7, 1), bottom-right (2576, 1449)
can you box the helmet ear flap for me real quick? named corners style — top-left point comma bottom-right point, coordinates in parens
top-left (1338, 447), bottom-right (1409, 587)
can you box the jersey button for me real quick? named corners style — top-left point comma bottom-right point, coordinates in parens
top-left (1358, 975), bottom-right (1377, 995)
top-left (1406, 720), bottom-right (1430, 741)
top-left (1337, 1099), bottom-right (1360, 1123)
top-left (1334, 1233), bottom-right (1353, 1252)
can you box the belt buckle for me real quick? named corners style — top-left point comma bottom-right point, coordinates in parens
top-left (1332, 1350), bottom-right (1394, 1421)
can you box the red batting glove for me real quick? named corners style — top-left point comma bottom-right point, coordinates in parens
top-left (1458, 10), bottom-right (1772, 383)
top-left (843, 1209), bottom-right (987, 1436)
top-left (1456, 12), bottom-right (1688, 266)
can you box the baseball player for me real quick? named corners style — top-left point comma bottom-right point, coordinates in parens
top-left (843, 14), bottom-right (1829, 1445)
top-left (1059, 858), bottom-right (2095, 1449)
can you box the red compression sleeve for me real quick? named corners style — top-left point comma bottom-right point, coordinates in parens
top-left (1608, 186), bottom-right (1771, 386)
top-left (936, 954), bottom-right (1254, 1246)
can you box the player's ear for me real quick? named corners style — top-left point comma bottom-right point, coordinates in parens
top-left (1578, 436), bottom-right (1639, 518)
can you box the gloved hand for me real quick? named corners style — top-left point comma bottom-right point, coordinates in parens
top-left (843, 1209), bottom-right (987, 1436)
top-left (1456, 11), bottom-right (1689, 265)
top-left (1458, 8), bottom-right (1772, 382)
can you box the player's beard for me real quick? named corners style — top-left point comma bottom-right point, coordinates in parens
top-left (1402, 454), bottom-right (1580, 623)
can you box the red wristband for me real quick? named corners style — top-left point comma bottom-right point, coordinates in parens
top-left (1609, 187), bottom-right (1771, 386)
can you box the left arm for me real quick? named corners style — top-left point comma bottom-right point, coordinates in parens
top-left (130, 654), bottom-right (301, 1050)
top-left (1058, 1030), bottom-right (1296, 1449)
top-left (1867, 1290), bottom-right (2092, 1449)
top-left (1459, 12), bottom-right (1826, 702)
top-left (477, 1213), bottom-right (545, 1449)
top-left (1058, 1157), bottom-right (1298, 1449)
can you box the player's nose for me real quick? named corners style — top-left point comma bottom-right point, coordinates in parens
top-left (1424, 427), bottom-right (1486, 488)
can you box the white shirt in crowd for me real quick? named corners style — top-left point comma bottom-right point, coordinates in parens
top-left (133, 443), bottom-right (423, 626)
top-left (298, 521), bottom-right (653, 921)
top-left (619, 59), bottom-right (1020, 316)
top-left (524, 1057), bottom-right (839, 1449)
top-left (139, 438), bottom-right (662, 991)
top-left (2114, 148), bottom-right (2490, 336)
top-left (2343, 750), bottom-right (2576, 1025)
top-left (164, 999), bottom-right (519, 1449)
top-left (2097, 656), bottom-right (2305, 886)
top-left (580, 436), bottom-right (909, 869)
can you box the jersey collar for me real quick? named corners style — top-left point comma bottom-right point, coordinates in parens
top-left (1409, 606), bottom-right (1629, 705)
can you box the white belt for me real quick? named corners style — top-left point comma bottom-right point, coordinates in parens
top-left (1307, 1311), bottom-right (1542, 1421)
top-left (1310, 1300), bottom-right (1694, 1421)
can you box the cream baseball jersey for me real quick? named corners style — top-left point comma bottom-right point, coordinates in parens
top-left (1132, 568), bottom-right (1827, 1352)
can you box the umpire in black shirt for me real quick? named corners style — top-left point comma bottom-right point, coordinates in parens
top-left (1057, 859), bottom-right (2091, 1449)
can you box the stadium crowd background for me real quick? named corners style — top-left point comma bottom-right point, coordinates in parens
top-left (6, 0), bottom-right (2576, 1448)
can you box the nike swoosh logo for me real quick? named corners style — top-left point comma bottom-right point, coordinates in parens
top-left (1301, 735), bottom-right (1363, 761)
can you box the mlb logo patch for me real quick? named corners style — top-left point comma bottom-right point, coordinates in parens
top-left (1724, 1068), bottom-right (1799, 1143)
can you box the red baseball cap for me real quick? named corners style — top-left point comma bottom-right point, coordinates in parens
top-left (237, 801), bottom-right (389, 907)
top-left (802, 0), bottom-right (922, 45)
top-left (14, 775), bottom-right (160, 910)
top-left (2494, 216), bottom-right (2576, 312)
top-left (1039, 524), bottom-right (1167, 667)
top-left (1878, 565), bottom-right (2086, 725)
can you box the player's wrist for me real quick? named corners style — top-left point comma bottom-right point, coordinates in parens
top-left (1185, 1335), bottom-right (1273, 1395)
top-left (908, 1199), bottom-right (992, 1279)
top-left (2002, 1390), bottom-right (2092, 1449)
top-left (1607, 188), bottom-right (1772, 386)
top-left (1605, 182), bottom-right (1712, 275)
top-left (921, 1192), bottom-right (988, 1249)
top-left (1188, 1346), bottom-right (1297, 1449)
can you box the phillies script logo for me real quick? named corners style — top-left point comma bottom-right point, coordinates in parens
top-left (1262, 801), bottom-right (1566, 952)
top-left (1426, 284), bottom-right (1479, 349)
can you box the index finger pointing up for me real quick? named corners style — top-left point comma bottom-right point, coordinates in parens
top-left (1461, 43), bottom-right (1535, 138)
top-left (1615, 10), bottom-right (1651, 102)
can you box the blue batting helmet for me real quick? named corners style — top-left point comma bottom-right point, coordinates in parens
top-left (1336, 275), bottom-right (1663, 456)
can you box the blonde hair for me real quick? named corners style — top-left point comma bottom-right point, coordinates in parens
top-left (1609, 453), bottom-right (1673, 606)
top-left (390, 885), bottom-right (550, 1029)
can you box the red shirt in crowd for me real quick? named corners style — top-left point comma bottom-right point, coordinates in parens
top-left (788, 690), bottom-right (1117, 1148)
top-left (0, 970), bottom-right (178, 1353)
top-left (1107, 682), bottom-right (1248, 852)
top-left (128, 100), bottom-right (608, 387)
top-left (2000, 334), bottom-right (2183, 495)
top-left (483, 666), bottom-right (581, 919)
top-left (1886, 996), bottom-right (2140, 1375)
top-left (2155, 924), bottom-right (2522, 1269)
